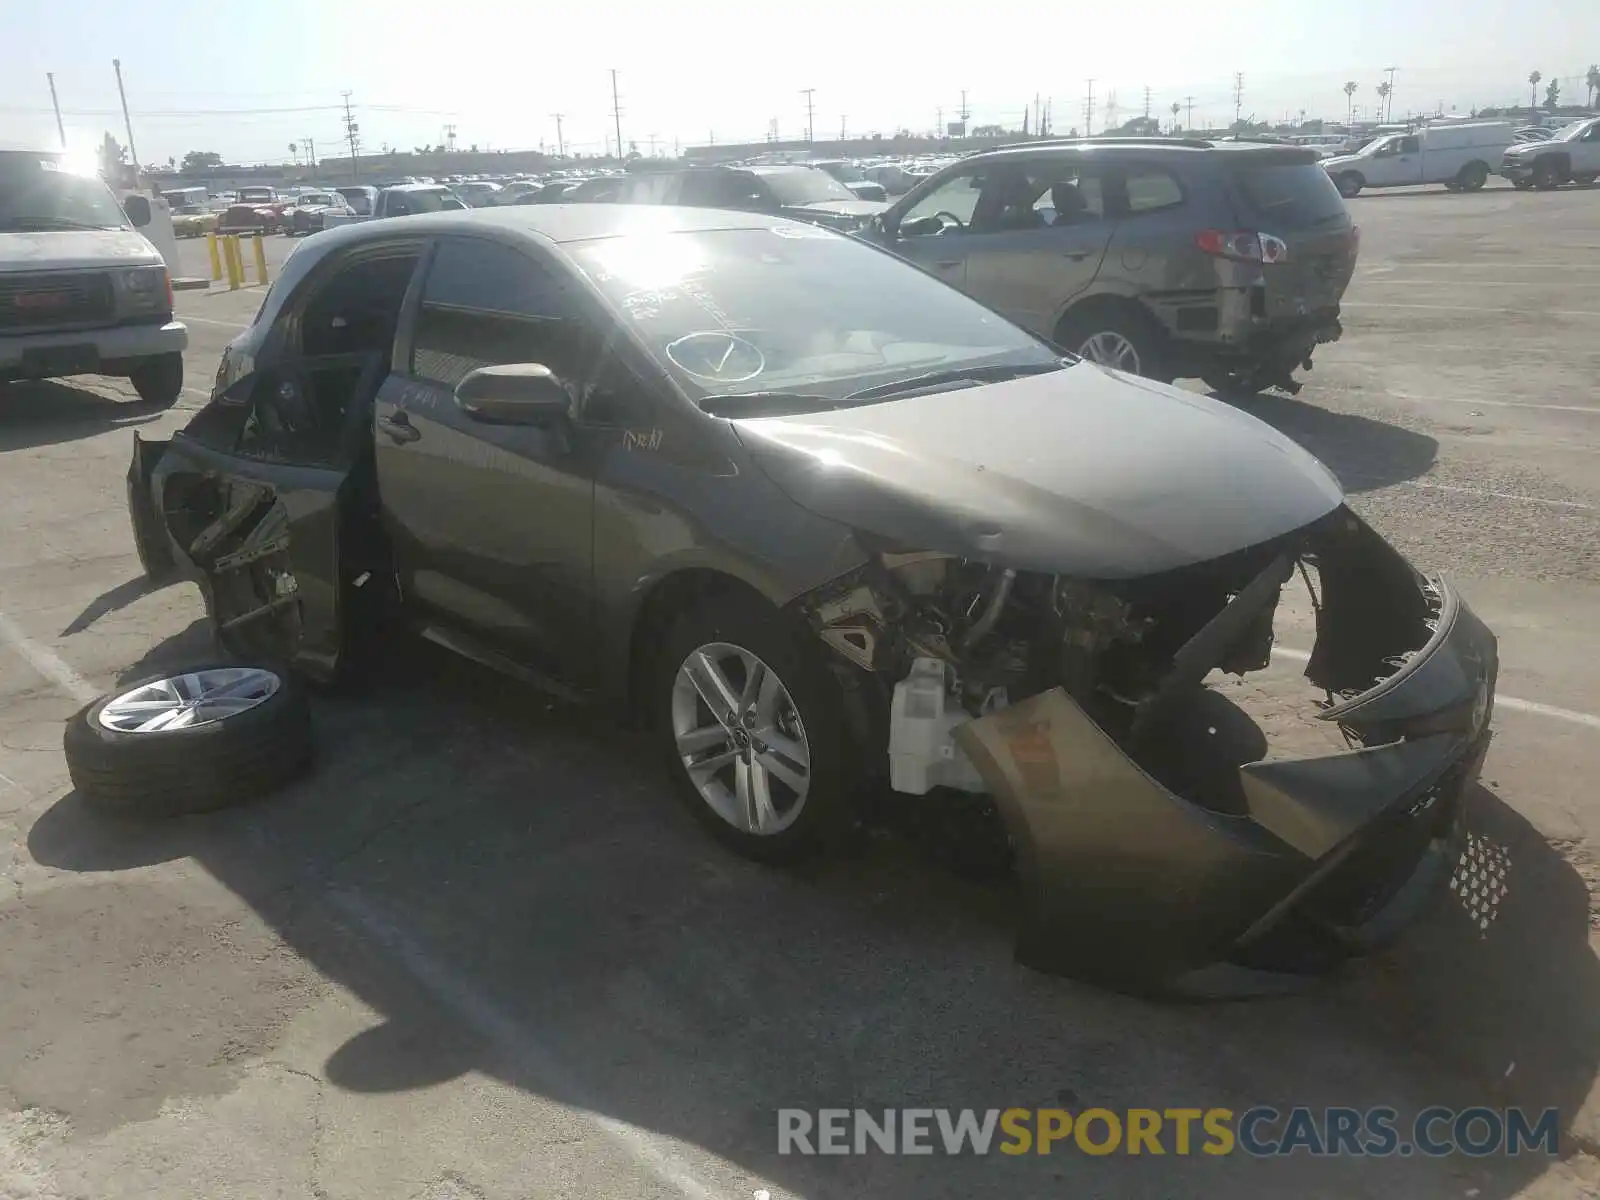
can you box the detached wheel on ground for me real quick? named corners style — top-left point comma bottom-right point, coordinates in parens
top-left (1058, 306), bottom-right (1171, 382)
top-left (64, 665), bottom-right (312, 817)
top-left (651, 593), bottom-right (857, 863)
top-left (129, 352), bottom-right (184, 409)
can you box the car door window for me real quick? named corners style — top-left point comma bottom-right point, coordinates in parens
top-left (1119, 167), bottom-right (1185, 216)
top-left (679, 171), bottom-right (766, 209)
top-left (900, 170), bottom-right (984, 231)
top-left (1397, 136), bottom-right (1420, 154)
top-left (411, 236), bottom-right (592, 389)
top-left (1030, 163), bottom-right (1108, 226)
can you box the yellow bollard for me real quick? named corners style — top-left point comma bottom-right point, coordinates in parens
top-left (225, 236), bottom-right (242, 291)
top-left (206, 232), bottom-right (222, 281)
top-left (252, 234), bottom-right (269, 286)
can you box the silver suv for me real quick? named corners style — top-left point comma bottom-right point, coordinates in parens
top-left (858, 138), bottom-right (1358, 394)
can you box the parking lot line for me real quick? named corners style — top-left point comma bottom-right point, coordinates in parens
top-left (1407, 479), bottom-right (1596, 511)
top-left (180, 314), bottom-right (251, 329)
top-left (1345, 301), bottom-right (1600, 318)
top-left (1271, 647), bottom-right (1600, 731)
top-left (0, 610), bottom-right (97, 705)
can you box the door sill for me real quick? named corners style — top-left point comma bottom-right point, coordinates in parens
top-left (415, 621), bottom-right (586, 704)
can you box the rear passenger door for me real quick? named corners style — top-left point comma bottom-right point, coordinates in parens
top-left (1098, 160), bottom-right (1202, 315)
top-left (961, 157), bottom-right (1115, 335)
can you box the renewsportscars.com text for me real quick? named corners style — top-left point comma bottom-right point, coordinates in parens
top-left (777, 1107), bottom-right (1561, 1158)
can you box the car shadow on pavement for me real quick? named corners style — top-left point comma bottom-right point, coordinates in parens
top-left (25, 640), bottom-right (1600, 1199)
top-left (1224, 388), bottom-right (1439, 494)
top-left (0, 379), bottom-right (165, 452)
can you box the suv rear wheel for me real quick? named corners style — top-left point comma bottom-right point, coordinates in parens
top-left (1059, 307), bottom-right (1171, 383)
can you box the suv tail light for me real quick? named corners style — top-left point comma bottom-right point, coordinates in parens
top-left (1195, 230), bottom-right (1290, 264)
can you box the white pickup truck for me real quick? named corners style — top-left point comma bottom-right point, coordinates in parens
top-left (1, 149), bottom-right (187, 407)
top-left (1321, 121), bottom-right (1515, 197)
top-left (1497, 117), bottom-right (1600, 190)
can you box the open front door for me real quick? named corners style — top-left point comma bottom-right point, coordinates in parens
top-left (136, 352), bottom-right (390, 680)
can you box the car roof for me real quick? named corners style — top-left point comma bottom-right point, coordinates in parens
top-left (967, 137), bottom-right (1320, 165)
top-left (306, 203), bottom-right (794, 249)
top-left (744, 164), bottom-right (820, 176)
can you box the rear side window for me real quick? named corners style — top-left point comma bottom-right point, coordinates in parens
top-left (1121, 167), bottom-right (1185, 215)
top-left (1230, 163), bottom-right (1347, 228)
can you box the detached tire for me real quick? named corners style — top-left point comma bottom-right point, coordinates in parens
top-left (129, 353), bottom-right (183, 410)
top-left (64, 664), bottom-right (312, 817)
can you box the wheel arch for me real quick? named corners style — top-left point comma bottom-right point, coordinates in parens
top-left (1052, 290), bottom-right (1160, 347)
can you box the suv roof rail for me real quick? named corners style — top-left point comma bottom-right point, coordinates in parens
top-left (980, 136), bottom-right (1215, 153)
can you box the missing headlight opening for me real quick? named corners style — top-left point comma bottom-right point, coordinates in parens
top-left (797, 505), bottom-right (1494, 993)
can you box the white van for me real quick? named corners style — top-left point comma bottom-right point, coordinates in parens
top-left (1321, 122), bottom-right (1515, 197)
top-left (1, 149), bottom-right (188, 407)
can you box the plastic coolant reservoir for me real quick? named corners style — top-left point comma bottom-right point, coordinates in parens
top-left (888, 656), bottom-right (989, 795)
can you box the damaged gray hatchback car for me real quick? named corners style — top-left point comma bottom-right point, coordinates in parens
top-left (128, 205), bottom-right (1496, 996)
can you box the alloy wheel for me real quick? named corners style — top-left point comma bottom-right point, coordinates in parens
top-left (97, 667), bottom-right (282, 733)
top-left (670, 641), bottom-right (811, 836)
top-left (1079, 331), bottom-right (1143, 374)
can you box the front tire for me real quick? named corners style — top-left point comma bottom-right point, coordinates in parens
top-left (1335, 172), bottom-right (1364, 199)
top-left (651, 593), bottom-right (857, 862)
top-left (129, 353), bottom-right (183, 409)
top-left (1574, 172), bottom-right (1599, 186)
top-left (1532, 159), bottom-right (1562, 190)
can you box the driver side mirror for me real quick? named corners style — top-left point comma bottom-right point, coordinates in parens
top-left (455, 363), bottom-right (571, 426)
top-left (122, 194), bottom-right (152, 227)
top-left (899, 214), bottom-right (946, 237)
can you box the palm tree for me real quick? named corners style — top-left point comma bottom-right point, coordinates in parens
top-left (1528, 70), bottom-right (1541, 113)
top-left (1376, 81), bottom-right (1392, 123)
top-left (1343, 80), bottom-right (1358, 124)
top-left (1546, 78), bottom-right (1561, 110)
top-left (1586, 64), bottom-right (1600, 108)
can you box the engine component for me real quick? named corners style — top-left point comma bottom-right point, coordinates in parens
top-left (888, 657), bottom-right (991, 795)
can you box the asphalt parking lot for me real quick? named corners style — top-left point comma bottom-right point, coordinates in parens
top-left (3, 184), bottom-right (1600, 1198)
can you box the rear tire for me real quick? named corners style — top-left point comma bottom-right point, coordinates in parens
top-left (1335, 172), bottom-right (1364, 199)
top-left (129, 353), bottom-right (183, 410)
top-left (650, 592), bottom-right (858, 863)
top-left (1455, 162), bottom-right (1489, 192)
top-left (1058, 307), bottom-right (1171, 383)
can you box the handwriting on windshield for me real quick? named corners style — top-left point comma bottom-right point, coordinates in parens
top-left (622, 427), bottom-right (664, 453)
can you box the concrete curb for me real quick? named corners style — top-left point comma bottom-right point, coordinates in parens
top-left (172, 277), bottom-right (211, 291)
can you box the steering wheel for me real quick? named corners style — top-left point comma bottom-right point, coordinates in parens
top-left (665, 331), bottom-right (767, 384)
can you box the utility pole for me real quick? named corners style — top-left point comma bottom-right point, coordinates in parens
top-left (1143, 85), bottom-right (1152, 120)
top-left (1383, 66), bottom-right (1398, 122)
top-left (111, 58), bottom-right (140, 175)
top-left (840, 114), bottom-right (847, 139)
top-left (46, 73), bottom-right (66, 149)
top-left (304, 135), bottom-right (317, 173)
top-left (445, 124), bottom-right (457, 152)
top-left (610, 69), bottom-right (624, 161)
top-left (959, 88), bottom-right (970, 133)
top-left (342, 91), bottom-right (360, 180)
top-left (1186, 95), bottom-right (1194, 130)
top-left (801, 88), bottom-right (816, 142)
top-left (1084, 79), bottom-right (1095, 137)
top-left (1232, 72), bottom-right (1244, 127)
top-left (1043, 98), bottom-right (1052, 137)
top-left (647, 132), bottom-right (659, 157)
top-left (551, 113), bottom-right (565, 157)
top-left (936, 105), bottom-right (943, 136)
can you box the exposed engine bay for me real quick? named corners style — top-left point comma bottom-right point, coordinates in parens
top-left (797, 506), bottom-right (1495, 995)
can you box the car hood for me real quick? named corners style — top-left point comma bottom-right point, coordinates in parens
top-left (732, 365), bottom-right (1344, 578)
top-left (1503, 139), bottom-right (1561, 155)
top-left (0, 228), bottom-right (161, 272)
top-left (785, 198), bottom-right (891, 217)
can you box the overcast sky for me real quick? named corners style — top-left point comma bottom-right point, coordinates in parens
top-left (5, 0), bottom-right (1598, 165)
